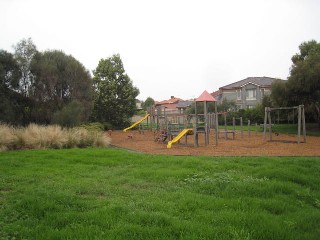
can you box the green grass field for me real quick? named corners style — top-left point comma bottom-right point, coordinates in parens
top-left (1, 148), bottom-right (320, 239)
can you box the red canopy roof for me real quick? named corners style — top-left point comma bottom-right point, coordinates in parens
top-left (196, 90), bottom-right (216, 102)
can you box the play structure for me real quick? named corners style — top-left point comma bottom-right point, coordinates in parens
top-left (122, 90), bottom-right (219, 149)
top-left (122, 93), bottom-right (308, 149)
top-left (263, 105), bottom-right (306, 143)
top-left (123, 114), bottom-right (150, 132)
top-left (167, 128), bottom-right (193, 148)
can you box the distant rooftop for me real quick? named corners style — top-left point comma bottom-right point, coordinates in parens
top-left (155, 96), bottom-right (181, 105)
top-left (196, 90), bottom-right (216, 102)
top-left (220, 77), bottom-right (281, 90)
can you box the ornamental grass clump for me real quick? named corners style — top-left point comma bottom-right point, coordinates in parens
top-left (67, 128), bottom-right (111, 148)
top-left (93, 131), bottom-right (111, 148)
top-left (0, 124), bottom-right (16, 151)
top-left (67, 128), bottom-right (94, 148)
top-left (0, 123), bottom-right (111, 151)
top-left (18, 124), bottom-right (68, 149)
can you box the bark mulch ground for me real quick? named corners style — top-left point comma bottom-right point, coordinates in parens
top-left (109, 130), bottom-right (320, 156)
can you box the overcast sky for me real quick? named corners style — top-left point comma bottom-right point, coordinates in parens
top-left (1, 0), bottom-right (320, 101)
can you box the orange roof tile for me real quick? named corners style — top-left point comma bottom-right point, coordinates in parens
top-left (196, 90), bottom-right (216, 102)
top-left (155, 97), bottom-right (182, 105)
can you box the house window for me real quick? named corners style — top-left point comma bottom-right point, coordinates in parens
top-left (261, 89), bottom-right (264, 98)
top-left (246, 89), bottom-right (256, 100)
top-left (237, 89), bottom-right (241, 100)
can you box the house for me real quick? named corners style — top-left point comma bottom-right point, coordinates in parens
top-left (155, 96), bottom-right (181, 115)
top-left (217, 77), bottom-right (282, 109)
top-left (155, 96), bottom-right (193, 115)
top-left (135, 99), bottom-right (142, 110)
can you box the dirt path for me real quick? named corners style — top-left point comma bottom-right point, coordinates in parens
top-left (109, 130), bottom-right (320, 156)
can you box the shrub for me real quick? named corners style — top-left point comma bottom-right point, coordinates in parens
top-left (79, 122), bottom-right (105, 131)
top-left (0, 124), bottom-right (16, 151)
top-left (0, 123), bottom-right (111, 151)
top-left (52, 100), bottom-right (85, 127)
top-left (93, 131), bottom-right (111, 147)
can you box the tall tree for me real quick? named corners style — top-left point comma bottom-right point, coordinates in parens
top-left (13, 38), bottom-right (37, 96)
top-left (92, 54), bottom-right (139, 127)
top-left (0, 50), bottom-right (21, 89)
top-left (30, 50), bottom-right (93, 124)
top-left (0, 50), bottom-right (31, 125)
top-left (272, 40), bottom-right (320, 125)
top-left (142, 97), bottom-right (155, 110)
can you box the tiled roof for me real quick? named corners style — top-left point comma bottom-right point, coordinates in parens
top-left (210, 90), bottom-right (220, 98)
top-left (196, 90), bottom-right (216, 102)
top-left (220, 77), bottom-right (280, 90)
top-left (176, 100), bottom-right (193, 108)
top-left (155, 97), bottom-right (182, 105)
top-left (162, 103), bottom-right (178, 110)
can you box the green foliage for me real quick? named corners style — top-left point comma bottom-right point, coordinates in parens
top-left (136, 109), bottom-right (146, 116)
top-left (271, 79), bottom-right (288, 107)
top-left (142, 97), bottom-right (155, 110)
top-left (217, 98), bottom-right (237, 112)
top-left (30, 50), bottom-right (93, 124)
top-left (186, 102), bottom-right (216, 114)
top-left (0, 149), bottom-right (320, 239)
top-left (0, 50), bottom-right (21, 89)
top-left (79, 122), bottom-right (105, 131)
top-left (91, 54), bottom-right (139, 127)
top-left (52, 100), bottom-right (85, 127)
top-left (13, 38), bottom-right (37, 96)
top-left (0, 50), bottom-right (29, 125)
top-left (272, 40), bottom-right (320, 125)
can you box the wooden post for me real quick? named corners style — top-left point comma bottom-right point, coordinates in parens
top-left (204, 101), bottom-right (209, 146)
top-left (240, 117), bottom-right (243, 138)
top-left (194, 102), bottom-right (198, 147)
top-left (233, 117), bottom-right (235, 132)
top-left (248, 120), bottom-right (251, 137)
top-left (302, 105), bottom-right (306, 143)
top-left (267, 107), bottom-right (272, 141)
top-left (224, 114), bottom-right (227, 139)
top-left (263, 107), bottom-right (268, 140)
top-left (298, 105), bottom-right (301, 144)
top-left (215, 102), bottom-right (218, 145)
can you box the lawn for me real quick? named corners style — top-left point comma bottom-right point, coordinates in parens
top-left (1, 148), bottom-right (320, 239)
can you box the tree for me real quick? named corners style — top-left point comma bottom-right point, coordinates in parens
top-left (91, 54), bottom-right (139, 127)
top-left (0, 50), bottom-right (30, 125)
top-left (142, 97), bottom-right (155, 110)
top-left (30, 50), bottom-right (93, 124)
top-left (52, 100), bottom-right (85, 127)
top-left (0, 50), bottom-right (21, 89)
top-left (272, 40), bottom-right (320, 125)
top-left (217, 98), bottom-right (237, 112)
top-left (13, 38), bottom-right (37, 96)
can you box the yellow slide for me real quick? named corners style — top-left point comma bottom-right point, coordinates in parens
top-left (167, 128), bottom-right (193, 149)
top-left (123, 114), bottom-right (150, 132)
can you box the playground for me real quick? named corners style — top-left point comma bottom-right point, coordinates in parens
top-left (115, 92), bottom-right (319, 156)
top-left (110, 130), bottom-right (320, 156)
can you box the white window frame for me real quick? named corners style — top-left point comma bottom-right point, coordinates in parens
top-left (246, 89), bottom-right (256, 100)
top-left (237, 89), bottom-right (241, 100)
